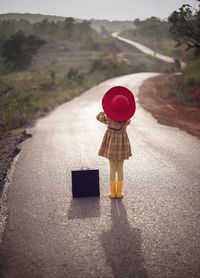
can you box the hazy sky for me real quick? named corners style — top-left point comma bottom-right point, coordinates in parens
top-left (0, 0), bottom-right (198, 20)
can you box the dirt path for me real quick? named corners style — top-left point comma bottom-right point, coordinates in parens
top-left (139, 74), bottom-right (200, 139)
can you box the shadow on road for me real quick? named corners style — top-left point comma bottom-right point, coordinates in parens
top-left (99, 200), bottom-right (147, 278)
top-left (67, 197), bottom-right (100, 219)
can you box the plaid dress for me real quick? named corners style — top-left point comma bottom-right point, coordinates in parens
top-left (96, 112), bottom-right (132, 160)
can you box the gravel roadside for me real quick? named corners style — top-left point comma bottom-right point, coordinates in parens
top-left (0, 129), bottom-right (32, 195)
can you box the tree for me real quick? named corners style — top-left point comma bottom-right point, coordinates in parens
top-left (133, 17), bottom-right (170, 39)
top-left (64, 17), bottom-right (75, 38)
top-left (168, 0), bottom-right (200, 55)
top-left (2, 30), bottom-right (45, 70)
top-left (101, 26), bottom-right (109, 38)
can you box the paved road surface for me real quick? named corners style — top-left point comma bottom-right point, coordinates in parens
top-left (112, 32), bottom-right (186, 69)
top-left (0, 73), bottom-right (200, 278)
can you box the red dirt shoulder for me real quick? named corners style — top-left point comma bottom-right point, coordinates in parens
top-left (139, 74), bottom-right (200, 139)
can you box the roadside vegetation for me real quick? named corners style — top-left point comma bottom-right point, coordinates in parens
top-left (183, 58), bottom-right (200, 86)
top-left (166, 0), bottom-right (200, 107)
top-left (0, 17), bottom-right (141, 135)
top-left (122, 1), bottom-right (200, 109)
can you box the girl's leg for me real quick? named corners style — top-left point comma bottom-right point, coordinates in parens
top-left (116, 160), bottom-right (124, 198)
top-left (109, 160), bottom-right (117, 181)
top-left (117, 160), bottom-right (124, 181)
top-left (108, 160), bottom-right (117, 198)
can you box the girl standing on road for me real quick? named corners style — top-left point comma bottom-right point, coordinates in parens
top-left (96, 86), bottom-right (136, 198)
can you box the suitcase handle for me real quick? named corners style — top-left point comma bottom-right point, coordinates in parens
top-left (81, 166), bottom-right (90, 170)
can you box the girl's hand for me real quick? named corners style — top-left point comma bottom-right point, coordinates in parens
top-left (96, 111), bottom-right (104, 118)
top-left (126, 119), bottom-right (131, 125)
top-left (96, 112), bottom-right (107, 124)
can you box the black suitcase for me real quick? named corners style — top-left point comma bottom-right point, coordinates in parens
top-left (71, 168), bottom-right (100, 198)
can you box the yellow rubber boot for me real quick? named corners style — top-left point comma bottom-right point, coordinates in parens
top-left (109, 180), bottom-right (117, 198)
top-left (116, 180), bottom-right (123, 198)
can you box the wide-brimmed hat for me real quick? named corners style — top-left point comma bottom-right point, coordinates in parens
top-left (102, 86), bottom-right (136, 121)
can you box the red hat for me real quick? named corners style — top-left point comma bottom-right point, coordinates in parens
top-left (102, 86), bottom-right (136, 121)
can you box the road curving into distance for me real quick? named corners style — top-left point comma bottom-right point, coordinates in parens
top-left (0, 72), bottom-right (199, 278)
top-left (112, 31), bottom-right (186, 69)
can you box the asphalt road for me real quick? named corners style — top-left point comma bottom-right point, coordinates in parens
top-left (0, 73), bottom-right (200, 278)
top-left (112, 32), bottom-right (186, 69)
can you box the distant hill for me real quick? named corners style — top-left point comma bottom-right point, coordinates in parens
top-left (0, 13), bottom-right (136, 33)
top-left (0, 13), bottom-right (66, 23)
top-left (91, 19), bottom-right (136, 33)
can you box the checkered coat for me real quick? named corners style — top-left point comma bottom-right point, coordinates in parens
top-left (96, 112), bottom-right (132, 160)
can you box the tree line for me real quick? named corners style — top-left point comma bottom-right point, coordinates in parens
top-left (0, 18), bottom-right (95, 71)
top-left (0, 17), bottom-right (94, 38)
top-left (133, 17), bottom-right (171, 40)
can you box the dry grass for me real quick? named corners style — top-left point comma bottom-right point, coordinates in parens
top-left (0, 37), bottom-right (138, 135)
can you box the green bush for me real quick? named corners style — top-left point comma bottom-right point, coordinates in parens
top-left (2, 30), bottom-right (45, 70)
top-left (66, 68), bottom-right (86, 85)
top-left (183, 58), bottom-right (200, 85)
top-left (175, 91), bottom-right (189, 105)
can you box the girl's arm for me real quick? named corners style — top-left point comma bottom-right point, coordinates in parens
top-left (96, 112), bottom-right (108, 124)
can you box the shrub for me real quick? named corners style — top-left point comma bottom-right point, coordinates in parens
top-left (2, 30), bottom-right (45, 70)
top-left (66, 68), bottom-right (86, 85)
top-left (183, 58), bottom-right (200, 85)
